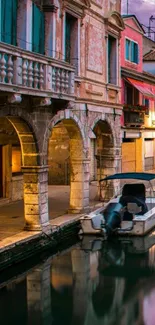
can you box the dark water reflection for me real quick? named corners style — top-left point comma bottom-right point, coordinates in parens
top-left (1, 233), bottom-right (155, 325)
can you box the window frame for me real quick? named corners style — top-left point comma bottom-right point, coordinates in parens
top-left (107, 33), bottom-right (118, 86)
top-left (63, 10), bottom-right (80, 76)
top-left (125, 37), bottom-right (139, 64)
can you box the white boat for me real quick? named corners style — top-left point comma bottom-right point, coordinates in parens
top-left (80, 172), bottom-right (155, 237)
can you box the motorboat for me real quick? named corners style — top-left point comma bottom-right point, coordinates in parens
top-left (79, 172), bottom-right (155, 238)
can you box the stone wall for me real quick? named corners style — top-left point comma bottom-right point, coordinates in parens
top-left (48, 123), bottom-right (70, 185)
top-left (12, 174), bottom-right (23, 201)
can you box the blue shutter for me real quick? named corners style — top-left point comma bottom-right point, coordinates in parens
top-left (134, 43), bottom-right (139, 64)
top-left (1, 0), bottom-right (17, 45)
top-left (32, 3), bottom-right (45, 54)
top-left (131, 41), bottom-right (134, 62)
top-left (125, 39), bottom-right (130, 60)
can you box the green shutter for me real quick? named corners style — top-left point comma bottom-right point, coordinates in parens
top-left (32, 3), bottom-right (45, 54)
top-left (65, 15), bottom-right (71, 62)
top-left (1, 0), bottom-right (17, 45)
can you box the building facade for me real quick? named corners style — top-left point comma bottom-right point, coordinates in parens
top-left (121, 15), bottom-right (155, 173)
top-left (0, 0), bottom-right (124, 230)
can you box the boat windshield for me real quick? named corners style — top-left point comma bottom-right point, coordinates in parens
top-left (99, 177), bottom-right (155, 215)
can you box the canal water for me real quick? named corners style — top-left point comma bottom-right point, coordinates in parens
top-left (1, 234), bottom-right (155, 325)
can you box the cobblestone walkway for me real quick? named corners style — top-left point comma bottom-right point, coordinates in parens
top-left (0, 185), bottom-right (100, 241)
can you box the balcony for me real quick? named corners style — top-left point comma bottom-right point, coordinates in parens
top-left (0, 42), bottom-right (75, 100)
top-left (123, 104), bottom-right (145, 128)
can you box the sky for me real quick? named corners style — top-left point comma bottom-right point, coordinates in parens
top-left (122, 0), bottom-right (155, 37)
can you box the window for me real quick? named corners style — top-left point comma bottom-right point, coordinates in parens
top-left (65, 13), bottom-right (79, 75)
top-left (126, 84), bottom-right (133, 105)
top-left (143, 98), bottom-right (149, 115)
top-left (125, 39), bottom-right (139, 64)
top-left (32, 3), bottom-right (45, 54)
top-left (108, 35), bottom-right (117, 85)
top-left (143, 98), bottom-right (149, 108)
top-left (1, 0), bottom-right (18, 45)
top-left (126, 83), bottom-right (139, 105)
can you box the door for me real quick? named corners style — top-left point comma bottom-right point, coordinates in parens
top-left (0, 146), bottom-right (3, 197)
top-left (122, 141), bottom-right (136, 173)
top-left (144, 139), bottom-right (154, 171)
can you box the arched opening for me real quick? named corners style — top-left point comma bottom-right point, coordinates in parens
top-left (0, 117), bottom-right (23, 203)
top-left (0, 116), bottom-right (48, 232)
top-left (48, 118), bottom-right (89, 216)
top-left (90, 120), bottom-right (117, 201)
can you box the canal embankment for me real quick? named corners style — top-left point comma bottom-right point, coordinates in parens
top-left (0, 214), bottom-right (81, 272)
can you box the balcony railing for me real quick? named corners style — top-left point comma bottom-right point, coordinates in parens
top-left (123, 104), bottom-right (147, 113)
top-left (0, 42), bottom-right (75, 100)
top-left (123, 105), bottom-right (145, 128)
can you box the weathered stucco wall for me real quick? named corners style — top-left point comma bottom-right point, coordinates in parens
top-left (121, 17), bottom-right (143, 72)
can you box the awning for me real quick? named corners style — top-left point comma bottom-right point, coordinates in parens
top-left (126, 78), bottom-right (155, 100)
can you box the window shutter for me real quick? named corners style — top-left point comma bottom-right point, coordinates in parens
top-left (65, 16), bottom-right (71, 62)
top-left (135, 43), bottom-right (139, 64)
top-left (32, 3), bottom-right (45, 54)
top-left (12, 0), bottom-right (18, 45)
top-left (131, 41), bottom-right (134, 62)
top-left (1, 0), bottom-right (17, 45)
top-left (108, 37), bottom-right (112, 83)
top-left (125, 39), bottom-right (130, 60)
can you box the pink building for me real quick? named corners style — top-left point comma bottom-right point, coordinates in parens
top-left (120, 15), bottom-right (155, 173)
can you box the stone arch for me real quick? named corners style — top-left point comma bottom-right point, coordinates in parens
top-left (43, 109), bottom-right (87, 159)
top-left (0, 106), bottom-right (41, 165)
top-left (0, 113), bottom-right (49, 230)
top-left (6, 116), bottom-right (39, 167)
top-left (89, 115), bottom-right (116, 147)
top-left (89, 116), bottom-right (120, 201)
top-left (47, 110), bottom-right (89, 213)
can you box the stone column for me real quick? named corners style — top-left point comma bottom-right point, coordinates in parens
top-left (22, 166), bottom-right (49, 231)
top-left (99, 147), bottom-right (121, 201)
top-left (69, 158), bottom-right (90, 213)
top-left (26, 261), bottom-right (52, 325)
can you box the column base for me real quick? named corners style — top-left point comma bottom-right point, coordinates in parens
top-left (68, 206), bottom-right (90, 214)
top-left (24, 222), bottom-right (51, 232)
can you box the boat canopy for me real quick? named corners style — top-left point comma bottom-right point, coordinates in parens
top-left (100, 172), bottom-right (155, 182)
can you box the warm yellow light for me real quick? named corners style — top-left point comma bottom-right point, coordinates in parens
top-left (12, 147), bottom-right (22, 173)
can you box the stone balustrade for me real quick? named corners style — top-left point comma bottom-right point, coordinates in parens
top-left (0, 42), bottom-right (75, 99)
